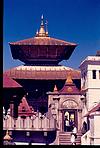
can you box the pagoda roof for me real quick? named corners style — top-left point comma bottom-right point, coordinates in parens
top-left (9, 15), bottom-right (77, 65)
top-left (3, 74), bottom-right (22, 88)
top-left (4, 65), bottom-right (81, 80)
top-left (9, 36), bottom-right (77, 46)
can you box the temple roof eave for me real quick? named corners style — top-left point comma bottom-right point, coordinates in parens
top-left (4, 66), bottom-right (81, 80)
top-left (3, 74), bottom-right (22, 88)
top-left (9, 37), bottom-right (77, 46)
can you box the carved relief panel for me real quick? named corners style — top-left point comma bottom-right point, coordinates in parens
top-left (61, 100), bottom-right (78, 109)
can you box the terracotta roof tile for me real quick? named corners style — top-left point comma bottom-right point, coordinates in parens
top-left (3, 74), bottom-right (22, 88)
top-left (9, 37), bottom-right (77, 46)
top-left (59, 78), bottom-right (80, 95)
top-left (4, 66), bottom-right (81, 80)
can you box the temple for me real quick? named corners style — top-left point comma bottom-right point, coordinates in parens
top-left (3, 15), bottom-right (82, 145)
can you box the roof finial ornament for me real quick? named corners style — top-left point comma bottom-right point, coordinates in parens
top-left (66, 70), bottom-right (73, 84)
top-left (53, 84), bottom-right (58, 92)
top-left (36, 29), bottom-right (39, 37)
top-left (37, 14), bottom-right (46, 37)
top-left (45, 20), bottom-right (49, 37)
top-left (41, 14), bottom-right (44, 26)
top-left (3, 129), bottom-right (12, 141)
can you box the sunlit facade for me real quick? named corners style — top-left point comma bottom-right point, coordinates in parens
top-left (80, 54), bottom-right (100, 145)
top-left (3, 15), bottom-right (100, 145)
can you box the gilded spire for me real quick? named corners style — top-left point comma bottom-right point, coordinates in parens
top-left (3, 130), bottom-right (12, 141)
top-left (35, 15), bottom-right (49, 37)
top-left (41, 14), bottom-right (44, 26)
top-left (38, 14), bottom-right (46, 37)
top-left (66, 71), bottom-right (73, 84)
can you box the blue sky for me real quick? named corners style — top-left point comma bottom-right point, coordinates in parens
top-left (3, 0), bottom-right (100, 71)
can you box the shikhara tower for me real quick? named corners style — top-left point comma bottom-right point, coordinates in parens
top-left (3, 15), bottom-right (82, 145)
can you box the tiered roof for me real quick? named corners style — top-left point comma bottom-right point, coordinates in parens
top-left (9, 15), bottom-right (77, 65)
top-left (4, 66), bottom-right (80, 80)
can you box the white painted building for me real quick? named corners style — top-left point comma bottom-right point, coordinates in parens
top-left (79, 54), bottom-right (100, 145)
top-left (80, 56), bottom-right (100, 110)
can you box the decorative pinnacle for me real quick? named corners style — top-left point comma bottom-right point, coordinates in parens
top-left (3, 130), bottom-right (12, 141)
top-left (41, 14), bottom-right (44, 26)
top-left (53, 84), bottom-right (58, 92)
top-left (66, 71), bottom-right (73, 84)
top-left (41, 14), bottom-right (43, 19)
top-left (35, 15), bottom-right (49, 37)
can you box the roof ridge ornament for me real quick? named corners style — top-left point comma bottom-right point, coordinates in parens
top-left (66, 70), bottom-right (73, 84)
top-left (35, 15), bottom-right (49, 37)
top-left (3, 130), bottom-right (12, 141)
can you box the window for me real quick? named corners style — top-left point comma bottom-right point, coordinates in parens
top-left (99, 71), bottom-right (100, 79)
top-left (92, 70), bottom-right (96, 79)
top-left (26, 131), bottom-right (30, 136)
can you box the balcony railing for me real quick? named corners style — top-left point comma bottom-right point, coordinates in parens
top-left (3, 115), bottom-right (56, 131)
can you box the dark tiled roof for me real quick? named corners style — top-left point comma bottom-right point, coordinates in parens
top-left (3, 74), bottom-right (22, 88)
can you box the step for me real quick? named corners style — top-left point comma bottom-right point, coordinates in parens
top-left (59, 143), bottom-right (81, 145)
top-left (59, 136), bottom-right (81, 138)
top-left (59, 133), bottom-right (81, 145)
top-left (59, 140), bottom-right (81, 142)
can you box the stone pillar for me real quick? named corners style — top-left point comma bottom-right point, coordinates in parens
top-left (77, 109), bottom-right (82, 132)
top-left (58, 109), bottom-right (63, 132)
top-left (10, 96), bottom-right (15, 117)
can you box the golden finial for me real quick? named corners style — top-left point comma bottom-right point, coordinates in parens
top-left (53, 84), bottom-right (58, 92)
top-left (3, 130), bottom-right (12, 141)
top-left (38, 14), bottom-right (46, 37)
top-left (66, 71), bottom-right (73, 84)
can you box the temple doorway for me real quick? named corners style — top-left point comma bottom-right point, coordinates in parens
top-left (63, 109), bottom-right (77, 132)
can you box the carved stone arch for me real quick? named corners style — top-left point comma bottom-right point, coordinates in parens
top-left (61, 99), bottom-right (79, 109)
